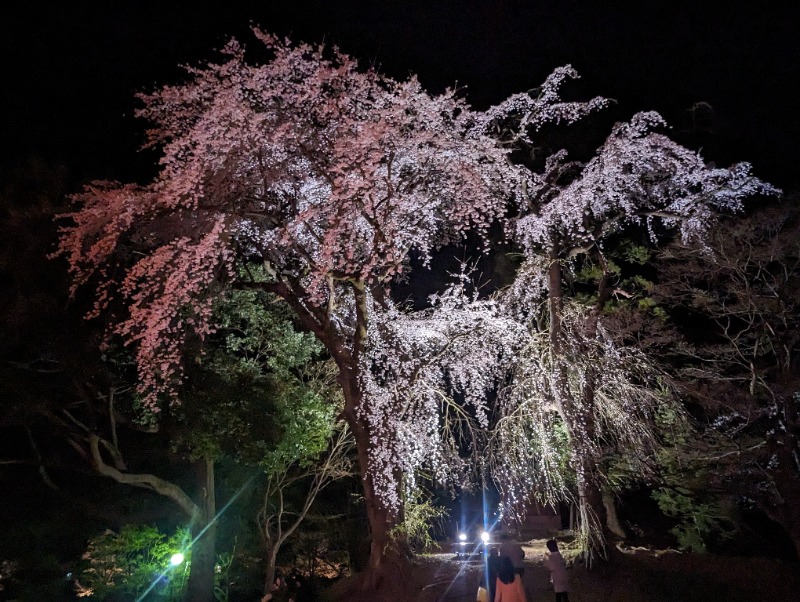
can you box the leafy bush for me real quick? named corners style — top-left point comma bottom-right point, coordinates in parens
top-left (76, 524), bottom-right (190, 600)
top-left (651, 486), bottom-right (734, 552)
top-left (390, 485), bottom-right (448, 554)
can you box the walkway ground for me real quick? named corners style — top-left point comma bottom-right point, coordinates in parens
top-left (329, 536), bottom-right (800, 601)
top-left (400, 538), bottom-right (800, 602)
top-left (414, 539), bottom-right (557, 602)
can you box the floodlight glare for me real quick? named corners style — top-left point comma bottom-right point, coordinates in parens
top-left (458, 532), bottom-right (467, 542)
top-left (481, 531), bottom-right (490, 543)
top-left (170, 553), bottom-right (185, 566)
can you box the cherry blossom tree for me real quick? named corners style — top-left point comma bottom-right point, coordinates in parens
top-left (358, 277), bottom-right (528, 506)
top-left (53, 28), bottom-right (548, 586)
top-left (54, 22), bottom-right (779, 581)
top-left (493, 109), bottom-right (779, 562)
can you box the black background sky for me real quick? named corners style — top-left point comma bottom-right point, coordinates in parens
top-left (3, 1), bottom-right (799, 191)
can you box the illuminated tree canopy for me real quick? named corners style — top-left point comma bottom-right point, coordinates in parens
top-left (54, 27), bottom-right (778, 579)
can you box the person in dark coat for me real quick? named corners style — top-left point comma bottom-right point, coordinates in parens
top-left (483, 546), bottom-right (501, 602)
top-left (498, 531), bottom-right (526, 576)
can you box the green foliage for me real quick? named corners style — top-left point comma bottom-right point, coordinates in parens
top-left (650, 405), bottom-right (734, 552)
top-left (76, 524), bottom-right (190, 600)
top-left (173, 287), bottom-right (336, 467)
top-left (569, 238), bottom-right (660, 314)
top-left (210, 288), bottom-right (321, 382)
top-left (635, 296), bottom-right (668, 319)
top-left (574, 260), bottom-right (618, 284)
top-left (261, 385), bottom-right (337, 474)
top-left (619, 241), bottom-right (652, 265)
top-left (160, 285), bottom-right (346, 594)
top-left (389, 483), bottom-right (449, 554)
top-left (208, 288), bottom-right (340, 472)
top-left (652, 486), bottom-right (733, 552)
top-left (213, 539), bottom-right (236, 602)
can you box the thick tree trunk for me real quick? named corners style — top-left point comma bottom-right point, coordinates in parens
top-left (602, 489), bottom-right (627, 540)
top-left (572, 445), bottom-right (608, 565)
top-left (336, 362), bottom-right (409, 590)
top-left (547, 251), bottom-right (563, 354)
top-left (186, 456), bottom-right (217, 602)
top-left (347, 414), bottom-right (410, 589)
top-left (547, 249), bottom-right (611, 564)
top-left (570, 362), bottom-right (615, 564)
top-left (263, 544), bottom-right (280, 599)
top-left (277, 278), bottom-right (410, 589)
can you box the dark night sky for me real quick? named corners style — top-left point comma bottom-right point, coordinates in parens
top-left (3, 1), bottom-right (799, 190)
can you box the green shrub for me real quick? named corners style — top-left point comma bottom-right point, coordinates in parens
top-left (76, 524), bottom-right (190, 600)
top-left (652, 486), bottom-right (733, 552)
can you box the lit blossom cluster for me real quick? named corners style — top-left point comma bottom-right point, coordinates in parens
top-left (117, 218), bottom-right (233, 409)
top-left (476, 96), bottom-right (777, 556)
top-left (489, 303), bottom-right (683, 529)
top-left (358, 285), bottom-right (526, 510)
top-left (471, 65), bottom-right (611, 144)
top-left (132, 29), bottom-right (526, 306)
top-left (515, 111), bottom-right (779, 256)
top-left (54, 29), bottom-right (527, 411)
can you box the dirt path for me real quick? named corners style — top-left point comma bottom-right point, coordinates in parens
top-left (332, 538), bottom-right (800, 601)
top-left (413, 539), bottom-right (559, 602)
top-left (518, 539), bottom-right (559, 600)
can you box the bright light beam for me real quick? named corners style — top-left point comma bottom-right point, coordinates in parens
top-left (134, 474), bottom-right (256, 602)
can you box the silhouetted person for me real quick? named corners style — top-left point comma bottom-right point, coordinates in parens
top-left (495, 555), bottom-right (527, 602)
top-left (483, 546), bottom-right (501, 602)
top-left (545, 539), bottom-right (570, 602)
top-left (498, 531), bottom-right (526, 576)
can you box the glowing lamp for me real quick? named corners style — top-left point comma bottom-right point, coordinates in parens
top-left (170, 553), bottom-right (185, 566)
